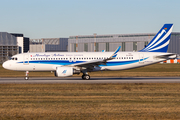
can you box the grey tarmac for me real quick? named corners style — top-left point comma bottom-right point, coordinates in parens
top-left (0, 77), bottom-right (180, 84)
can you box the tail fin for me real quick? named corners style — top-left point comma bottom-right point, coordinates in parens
top-left (139, 24), bottom-right (173, 52)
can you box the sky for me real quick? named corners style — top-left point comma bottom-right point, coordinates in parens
top-left (1, 0), bottom-right (180, 39)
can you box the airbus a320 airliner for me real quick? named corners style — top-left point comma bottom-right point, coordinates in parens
top-left (3, 24), bottom-right (177, 80)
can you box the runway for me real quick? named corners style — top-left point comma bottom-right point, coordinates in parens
top-left (0, 77), bottom-right (180, 83)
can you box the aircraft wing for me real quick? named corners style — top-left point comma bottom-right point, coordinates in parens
top-left (66, 46), bottom-right (121, 70)
top-left (70, 59), bottom-right (107, 70)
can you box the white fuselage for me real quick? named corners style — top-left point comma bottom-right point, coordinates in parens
top-left (2, 52), bottom-right (176, 72)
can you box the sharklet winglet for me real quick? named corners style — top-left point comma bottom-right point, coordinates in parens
top-left (110, 46), bottom-right (121, 59)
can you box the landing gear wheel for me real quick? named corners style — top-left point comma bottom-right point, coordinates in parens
top-left (82, 75), bottom-right (90, 80)
top-left (85, 75), bottom-right (90, 80)
top-left (24, 76), bottom-right (29, 80)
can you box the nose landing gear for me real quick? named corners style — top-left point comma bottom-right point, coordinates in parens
top-left (24, 71), bottom-right (29, 80)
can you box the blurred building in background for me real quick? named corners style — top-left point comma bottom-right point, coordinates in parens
top-left (68, 32), bottom-right (180, 55)
top-left (0, 32), bottom-right (29, 63)
top-left (29, 38), bottom-right (68, 52)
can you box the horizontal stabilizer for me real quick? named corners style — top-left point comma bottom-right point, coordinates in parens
top-left (154, 53), bottom-right (177, 59)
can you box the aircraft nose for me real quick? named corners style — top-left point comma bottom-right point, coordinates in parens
top-left (2, 61), bottom-right (8, 69)
top-left (2, 61), bottom-right (11, 70)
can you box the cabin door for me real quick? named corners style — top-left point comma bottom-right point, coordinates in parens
top-left (23, 54), bottom-right (29, 65)
top-left (139, 54), bottom-right (144, 64)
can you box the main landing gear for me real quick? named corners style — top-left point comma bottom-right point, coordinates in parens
top-left (24, 71), bottom-right (29, 80)
top-left (82, 73), bottom-right (90, 80)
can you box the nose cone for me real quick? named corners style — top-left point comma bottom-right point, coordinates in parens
top-left (2, 61), bottom-right (8, 70)
top-left (2, 61), bottom-right (17, 70)
top-left (2, 61), bottom-right (14, 70)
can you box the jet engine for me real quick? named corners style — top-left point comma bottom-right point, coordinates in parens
top-left (54, 67), bottom-right (80, 77)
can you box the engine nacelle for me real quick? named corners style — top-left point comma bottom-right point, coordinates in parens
top-left (54, 67), bottom-right (80, 77)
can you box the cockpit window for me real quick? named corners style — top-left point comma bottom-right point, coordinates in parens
top-left (10, 57), bottom-right (18, 60)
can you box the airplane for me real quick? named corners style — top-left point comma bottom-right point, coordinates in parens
top-left (2, 24), bottom-right (177, 80)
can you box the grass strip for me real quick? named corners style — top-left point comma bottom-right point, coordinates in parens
top-left (0, 83), bottom-right (180, 119)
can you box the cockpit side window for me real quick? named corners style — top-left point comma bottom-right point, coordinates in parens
top-left (10, 57), bottom-right (18, 60)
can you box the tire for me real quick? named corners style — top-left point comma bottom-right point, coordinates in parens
top-left (82, 75), bottom-right (85, 80)
top-left (85, 75), bottom-right (90, 80)
top-left (24, 76), bottom-right (29, 80)
top-left (82, 75), bottom-right (90, 80)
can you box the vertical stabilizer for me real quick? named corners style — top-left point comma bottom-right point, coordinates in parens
top-left (139, 24), bottom-right (173, 52)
